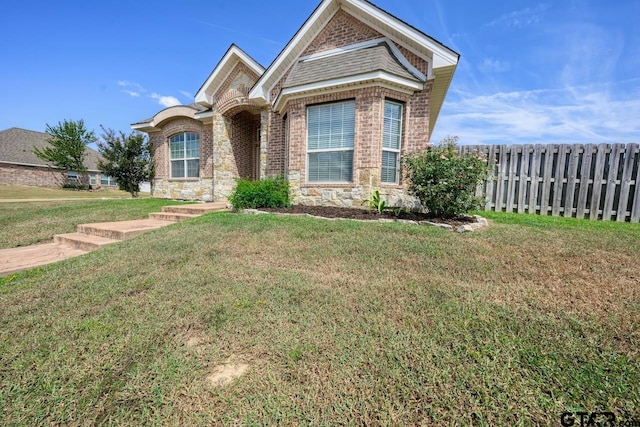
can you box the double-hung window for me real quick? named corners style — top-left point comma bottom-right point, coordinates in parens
top-left (307, 101), bottom-right (355, 183)
top-left (382, 101), bottom-right (403, 184)
top-left (170, 132), bottom-right (200, 178)
top-left (100, 175), bottom-right (117, 186)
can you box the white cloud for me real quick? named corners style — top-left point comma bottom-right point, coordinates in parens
top-left (479, 58), bottom-right (510, 73)
top-left (150, 93), bottom-right (181, 108)
top-left (179, 90), bottom-right (194, 100)
top-left (485, 4), bottom-right (549, 29)
top-left (432, 81), bottom-right (640, 145)
top-left (122, 90), bottom-right (141, 97)
top-left (118, 80), bottom-right (146, 92)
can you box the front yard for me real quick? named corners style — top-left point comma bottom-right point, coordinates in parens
top-left (0, 210), bottom-right (638, 425)
top-left (0, 199), bottom-right (190, 249)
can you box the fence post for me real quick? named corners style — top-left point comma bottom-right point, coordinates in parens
top-left (517, 145), bottom-right (531, 214)
top-left (576, 144), bottom-right (594, 219)
top-left (563, 144), bottom-right (580, 218)
top-left (505, 145), bottom-right (519, 212)
top-left (528, 145), bottom-right (542, 214)
top-left (616, 143), bottom-right (638, 222)
top-left (602, 144), bottom-right (624, 221)
top-left (589, 144), bottom-right (608, 220)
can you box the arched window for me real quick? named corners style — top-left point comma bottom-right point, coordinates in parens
top-left (170, 132), bottom-right (199, 178)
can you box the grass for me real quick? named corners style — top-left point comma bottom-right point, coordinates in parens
top-left (0, 199), bottom-right (190, 249)
top-left (0, 211), bottom-right (638, 425)
top-left (0, 184), bottom-right (144, 199)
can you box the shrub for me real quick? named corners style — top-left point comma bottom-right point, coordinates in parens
top-left (402, 136), bottom-right (488, 218)
top-left (228, 176), bottom-right (291, 210)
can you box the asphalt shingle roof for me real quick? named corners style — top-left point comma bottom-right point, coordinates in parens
top-left (283, 42), bottom-right (422, 89)
top-left (0, 127), bottom-right (103, 171)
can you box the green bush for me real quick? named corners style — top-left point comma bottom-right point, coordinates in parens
top-left (228, 177), bottom-right (291, 210)
top-left (403, 136), bottom-right (489, 218)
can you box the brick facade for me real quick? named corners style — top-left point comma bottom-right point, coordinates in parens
top-left (149, 116), bottom-right (214, 200)
top-left (264, 9), bottom-right (433, 207)
top-left (0, 163), bottom-right (66, 187)
top-left (136, 1), bottom-right (456, 208)
top-left (230, 112), bottom-right (260, 180)
top-left (301, 10), bottom-right (383, 56)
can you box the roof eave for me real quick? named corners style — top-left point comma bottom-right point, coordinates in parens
top-left (428, 64), bottom-right (458, 139)
top-left (274, 71), bottom-right (423, 112)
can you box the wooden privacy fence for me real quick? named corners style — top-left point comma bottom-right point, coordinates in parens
top-left (458, 143), bottom-right (640, 222)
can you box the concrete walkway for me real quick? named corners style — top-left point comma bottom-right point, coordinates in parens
top-left (0, 198), bottom-right (130, 203)
top-left (0, 202), bottom-right (228, 276)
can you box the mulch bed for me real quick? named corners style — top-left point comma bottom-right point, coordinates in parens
top-left (258, 205), bottom-right (475, 227)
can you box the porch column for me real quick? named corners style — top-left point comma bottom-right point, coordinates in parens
top-left (259, 109), bottom-right (269, 180)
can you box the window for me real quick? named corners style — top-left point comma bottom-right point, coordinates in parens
top-left (382, 101), bottom-right (403, 184)
top-left (67, 171), bottom-right (78, 179)
top-left (101, 175), bottom-right (117, 186)
top-left (90, 173), bottom-right (97, 185)
top-left (170, 132), bottom-right (200, 178)
top-left (307, 101), bottom-right (355, 183)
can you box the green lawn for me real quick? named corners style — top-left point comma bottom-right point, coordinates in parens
top-left (0, 212), bottom-right (638, 425)
top-left (0, 184), bottom-right (142, 199)
top-left (0, 199), bottom-right (190, 249)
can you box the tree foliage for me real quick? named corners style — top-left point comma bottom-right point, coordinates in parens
top-left (403, 136), bottom-right (489, 218)
top-left (97, 127), bottom-right (152, 198)
top-left (33, 119), bottom-right (97, 187)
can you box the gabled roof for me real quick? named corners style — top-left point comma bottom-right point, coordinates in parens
top-left (284, 41), bottom-right (420, 88)
top-left (274, 39), bottom-right (425, 111)
top-left (249, 0), bottom-right (459, 136)
top-left (0, 127), bottom-right (103, 171)
top-left (195, 44), bottom-right (265, 107)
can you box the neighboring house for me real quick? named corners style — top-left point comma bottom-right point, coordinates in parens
top-left (0, 127), bottom-right (117, 189)
top-left (132, 0), bottom-right (459, 207)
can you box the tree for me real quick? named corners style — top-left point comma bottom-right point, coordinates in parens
top-left (97, 127), bottom-right (153, 198)
top-left (33, 119), bottom-right (97, 188)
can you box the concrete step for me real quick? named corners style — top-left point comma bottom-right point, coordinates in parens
top-left (0, 243), bottom-right (88, 276)
top-left (148, 212), bottom-right (199, 222)
top-left (54, 233), bottom-right (119, 251)
top-left (78, 219), bottom-right (175, 240)
top-left (161, 202), bottom-right (228, 215)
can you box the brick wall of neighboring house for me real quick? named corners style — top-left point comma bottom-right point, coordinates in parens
top-left (0, 162), bottom-right (66, 187)
top-left (149, 116), bottom-right (215, 200)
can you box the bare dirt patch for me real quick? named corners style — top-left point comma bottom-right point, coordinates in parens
top-left (259, 205), bottom-right (475, 227)
top-left (207, 363), bottom-right (249, 387)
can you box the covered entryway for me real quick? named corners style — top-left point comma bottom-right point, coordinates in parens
top-left (217, 87), bottom-right (262, 181)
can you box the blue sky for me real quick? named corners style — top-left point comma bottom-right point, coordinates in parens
top-left (1, 0), bottom-right (638, 145)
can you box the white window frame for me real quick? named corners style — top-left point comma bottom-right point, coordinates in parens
top-left (169, 132), bottom-right (200, 179)
top-left (382, 100), bottom-right (403, 184)
top-left (100, 175), bottom-right (117, 186)
top-left (306, 100), bottom-right (355, 183)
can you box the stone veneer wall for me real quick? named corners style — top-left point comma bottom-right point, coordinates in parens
top-left (152, 179), bottom-right (213, 201)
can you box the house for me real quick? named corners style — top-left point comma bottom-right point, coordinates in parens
top-left (0, 127), bottom-right (117, 189)
top-left (132, 0), bottom-right (459, 207)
